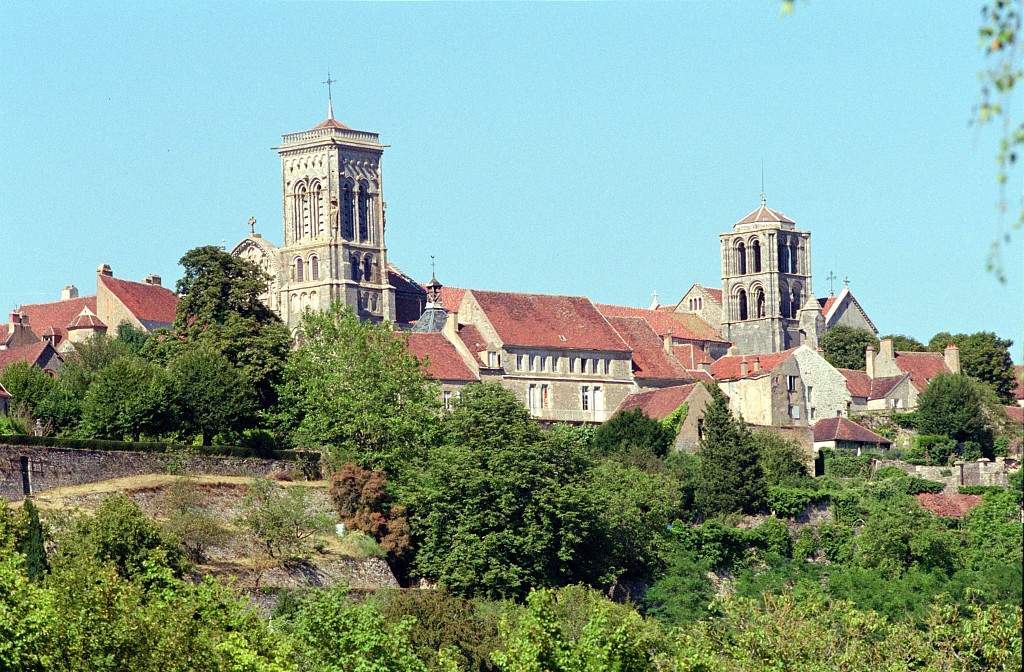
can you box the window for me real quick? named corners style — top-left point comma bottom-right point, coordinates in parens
top-left (580, 385), bottom-right (590, 411)
top-left (528, 384), bottom-right (540, 412)
top-left (752, 239), bottom-right (762, 272)
top-left (697, 418), bottom-right (704, 440)
top-left (736, 241), bottom-right (747, 274)
top-left (593, 386), bottom-right (604, 413)
top-left (443, 390), bottom-right (453, 410)
top-left (754, 287), bottom-right (765, 318)
top-left (341, 185), bottom-right (354, 239)
top-left (358, 184), bottom-right (370, 242)
top-left (810, 407), bottom-right (816, 420)
top-left (541, 384), bottom-right (550, 409)
top-left (488, 351), bottom-right (500, 368)
top-left (310, 255), bottom-right (320, 281)
top-left (363, 256), bottom-right (373, 284)
top-left (787, 376), bottom-right (798, 392)
top-left (602, 359), bottom-right (610, 375)
top-left (789, 404), bottom-right (801, 419)
top-left (806, 385), bottom-right (813, 402)
top-left (737, 289), bottom-right (748, 321)
top-left (294, 257), bottom-right (304, 282)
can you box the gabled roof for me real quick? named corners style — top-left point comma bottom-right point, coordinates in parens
top-left (616, 383), bottom-right (698, 421)
top-left (892, 351), bottom-right (951, 391)
top-left (605, 316), bottom-right (691, 381)
top-left (703, 287), bottom-right (723, 303)
top-left (404, 332), bottom-right (477, 383)
top-left (387, 264), bottom-right (427, 324)
top-left (837, 368), bottom-right (907, 400)
top-left (67, 306), bottom-right (106, 330)
top-left (813, 416), bottom-right (891, 445)
top-left (735, 203), bottom-right (795, 226)
top-left (709, 348), bottom-right (798, 381)
top-left (456, 324), bottom-right (490, 353)
top-left (596, 303), bottom-right (727, 343)
top-left (672, 343), bottom-right (712, 370)
top-left (99, 275), bottom-right (178, 330)
top-left (817, 287), bottom-right (878, 334)
top-left (468, 290), bottom-right (629, 353)
top-left (0, 341), bottom-right (61, 372)
top-left (818, 296), bottom-right (837, 317)
top-left (915, 493), bottom-right (982, 518)
top-left (16, 296), bottom-right (97, 343)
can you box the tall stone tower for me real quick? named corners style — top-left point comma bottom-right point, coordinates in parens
top-left (232, 91), bottom-right (395, 328)
top-left (719, 197), bottom-right (813, 354)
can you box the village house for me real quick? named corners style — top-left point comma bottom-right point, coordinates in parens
top-left (812, 416), bottom-right (892, 455)
top-left (708, 348), bottom-right (806, 426)
top-left (615, 382), bottom-right (714, 451)
top-left (866, 338), bottom-right (960, 409)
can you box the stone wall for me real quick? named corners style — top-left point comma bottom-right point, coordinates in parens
top-left (0, 444), bottom-right (299, 501)
top-left (872, 457), bottom-right (1018, 495)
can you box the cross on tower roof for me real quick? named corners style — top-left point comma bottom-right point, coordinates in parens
top-left (323, 72), bottom-right (337, 119)
top-left (826, 271), bottom-right (837, 295)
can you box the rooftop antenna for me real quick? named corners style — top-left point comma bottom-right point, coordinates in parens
top-left (759, 160), bottom-right (766, 207)
top-left (323, 71), bottom-right (337, 120)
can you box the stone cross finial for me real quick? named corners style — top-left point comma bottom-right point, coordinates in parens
top-left (323, 72), bottom-right (337, 119)
top-left (826, 271), bottom-right (837, 295)
top-left (248, 216), bottom-right (256, 235)
top-left (843, 275), bottom-right (850, 289)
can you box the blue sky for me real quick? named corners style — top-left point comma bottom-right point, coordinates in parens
top-left (1, 2), bottom-right (1020, 358)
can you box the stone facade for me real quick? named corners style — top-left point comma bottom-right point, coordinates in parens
top-left (872, 457), bottom-right (1018, 495)
top-left (674, 284), bottom-right (724, 333)
top-left (715, 356), bottom-right (806, 426)
top-left (791, 345), bottom-right (852, 424)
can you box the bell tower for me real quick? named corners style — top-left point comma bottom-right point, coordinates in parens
top-left (274, 80), bottom-right (395, 326)
top-left (720, 196), bottom-right (813, 354)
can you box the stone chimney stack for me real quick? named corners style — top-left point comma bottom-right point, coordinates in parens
top-left (143, 274), bottom-right (162, 286)
top-left (879, 337), bottom-right (894, 362)
top-left (61, 285), bottom-right (79, 301)
top-left (97, 264), bottom-right (113, 277)
top-left (663, 329), bottom-right (673, 355)
top-left (944, 343), bottom-right (961, 374)
top-left (865, 345), bottom-right (877, 378)
top-left (739, 357), bottom-right (749, 377)
top-left (752, 357), bottom-right (761, 372)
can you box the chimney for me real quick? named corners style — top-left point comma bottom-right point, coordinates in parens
top-left (879, 337), bottom-right (894, 362)
top-left (61, 285), bottom-right (79, 301)
top-left (944, 343), bottom-right (961, 374)
top-left (144, 274), bottom-right (162, 286)
top-left (662, 332), bottom-right (673, 355)
top-left (865, 345), bottom-right (876, 378)
top-left (97, 264), bottom-right (113, 277)
top-left (752, 357), bottom-right (761, 372)
top-left (739, 357), bottom-right (749, 377)
top-left (443, 309), bottom-right (458, 339)
top-left (8, 312), bottom-right (20, 326)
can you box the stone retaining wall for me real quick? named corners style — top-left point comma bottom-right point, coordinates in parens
top-left (872, 457), bottom-right (1017, 494)
top-left (1, 444), bottom-right (299, 501)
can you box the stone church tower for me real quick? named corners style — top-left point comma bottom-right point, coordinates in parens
top-left (233, 93), bottom-right (395, 328)
top-left (720, 197), bottom-right (814, 354)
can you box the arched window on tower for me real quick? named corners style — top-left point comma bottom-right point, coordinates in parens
top-left (342, 184), bottom-right (355, 240)
top-left (752, 240), bottom-right (762, 272)
top-left (297, 182), bottom-right (311, 238)
top-left (358, 182), bottom-right (370, 242)
top-left (778, 239), bottom-right (789, 274)
top-left (350, 254), bottom-right (361, 281)
top-left (294, 257), bottom-right (304, 283)
top-left (310, 254), bottom-right (319, 281)
top-left (754, 287), bottom-right (766, 318)
top-left (737, 289), bottom-right (748, 321)
top-left (790, 286), bottom-right (801, 318)
top-left (736, 242), bottom-right (747, 275)
top-left (310, 181), bottom-right (322, 237)
top-left (790, 242), bottom-right (799, 273)
top-left (363, 255), bottom-right (373, 284)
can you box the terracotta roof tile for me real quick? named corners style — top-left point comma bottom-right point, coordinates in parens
top-left (0, 342), bottom-right (60, 371)
top-left (617, 384), bottom-right (698, 420)
top-left (813, 417), bottom-right (891, 445)
top-left (438, 287), bottom-right (466, 312)
top-left (870, 375), bottom-right (906, 399)
top-left (404, 333), bottom-right (477, 382)
top-left (456, 324), bottom-right (490, 353)
top-left (703, 287), bottom-right (723, 303)
top-left (735, 204), bottom-right (795, 225)
top-left (470, 290), bottom-right (629, 352)
top-left (915, 493), bottom-right (982, 518)
top-left (672, 343), bottom-right (712, 370)
top-left (313, 117), bottom-right (351, 130)
top-left (99, 275), bottom-right (178, 329)
top-left (606, 316), bottom-right (690, 381)
top-left (837, 368), bottom-right (871, 398)
top-left (596, 304), bottom-right (727, 343)
top-left (709, 348), bottom-right (797, 380)
top-left (68, 306), bottom-right (106, 330)
top-left (892, 351), bottom-right (950, 391)
top-left (818, 296), bottom-right (837, 317)
top-left (16, 296), bottom-right (97, 343)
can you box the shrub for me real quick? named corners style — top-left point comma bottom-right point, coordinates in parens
top-left (960, 440), bottom-right (983, 461)
top-left (592, 408), bottom-right (674, 458)
top-left (891, 411), bottom-right (919, 429)
top-left (237, 479), bottom-right (333, 560)
top-left (767, 486), bottom-right (827, 518)
top-left (337, 530), bottom-right (385, 559)
top-left (825, 453), bottom-right (873, 478)
top-left (903, 476), bottom-right (945, 495)
top-left (905, 435), bottom-right (957, 466)
top-left (958, 485), bottom-right (1006, 495)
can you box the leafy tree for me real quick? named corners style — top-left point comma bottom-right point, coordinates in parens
top-left (167, 346), bottom-right (256, 445)
top-left (173, 245), bottom-right (292, 407)
top-left (820, 326), bottom-right (880, 370)
top-left (411, 384), bottom-right (598, 598)
top-left (328, 463), bottom-right (411, 562)
top-left (237, 478), bottom-right (332, 560)
top-left (852, 494), bottom-right (960, 578)
top-left (693, 383), bottom-right (765, 515)
top-left (592, 408), bottom-right (674, 458)
top-left (80, 355), bottom-right (175, 440)
top-left (115, 322), bottom-right (150, 353)
top-left (57, 333), bottom-right (134, 400)
top-left (643, 546), bottom-right (714, 625)
top-left (278, 304), bottom-right (440, 475)
top-left (18, 499), bottom-right (48, 581)
top-left (161, 478), bottom-right (229, 562)
top-left (881, 333), bottom-right (927, 352)
top-left (928, 331), bottom-right (1016, 401)
top-left (750, 429), bottom-right (809, 487)
top-left (916, 373), bottom-right (991, 448)
top-left (0, 361), bottom-right (56, 414)
top-left (0, 552), bottom-right (51, 672)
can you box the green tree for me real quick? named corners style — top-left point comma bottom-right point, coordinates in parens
top-left (916, 373), bottom-right (991, 447)
top-left (167, 346), bottom-right (256, 445)
top-left (0, 361), bottom-right (56, 414)
top-left (592, 408), bottom-right (674, 458)
top-left (751, 430), bottom-right (810, 487)
top-left (881, 334), bottom-right (926, 352)
top-left (928, 331), bottom-right (1016, 401)
top-left (18, 499), bottom-right (48, 581)
top-left (173, 245), bottom-right (292, 408)
top-left (693, 383), bottom-right (765, 516)
top-left (820, 326), bottom-right (880, 370)
top-left (278, 304), bottom-right (440, 475)
top-left (161, 478), bottom-right (230, 562)
top-left (80, 355), bottom-right (175, 440)
top-left (237, 478), bottom-right (332, 560)
top-left (115, 322), bottom-right (151, 353)
top-left (643, 545), bottom-right (714, 625)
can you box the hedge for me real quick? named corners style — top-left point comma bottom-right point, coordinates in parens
top-left (958, 485), bottom-right (1006, 496)
top-left (0, 433), bottom-right (315, 462)
top-left (767, 486), bottom-right (829, 518)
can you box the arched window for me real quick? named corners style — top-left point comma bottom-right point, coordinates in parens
top-left (363, 255), bottom-right (373, 283)
top-left (310, 254), bottom-right (319, 281)
top-left (778, 238), bottom-right (789, 274)
top-left (341, 184), bottom-right (355, 240)
top-left (736, 242), bottom-right (747, 274)
top-left (358, 181), bottom-right (370, 242)
top-left (737, 289), bottom-right (748, 321)
top-left (350, 254), bottom-right (361, 281)
top-left (790, 286), bottom-right (801, 318)
top-left (310, 180), bottom-right (322, 237)
top-left (754, 287), bottom-right (766, 318)
top-left (790, 241), bottom-right (799, 273)
top-left (294, 257), bottom-right (304, 282)
top-left (752, 240), bottom-right (762, 272)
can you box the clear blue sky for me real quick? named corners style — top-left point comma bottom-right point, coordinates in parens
top-left (1, 2), bottom-right (1020, 358)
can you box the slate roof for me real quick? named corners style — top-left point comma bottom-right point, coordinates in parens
top-left (837, 369), bottom-right (907, 400)
top-left (813, 417), bottom-right (891, 446)
top-left (99, 275), bottom-right (178, 329)
top-left (469, 290), bottom-right (629, 353)
top-left (709, 348), bottom-right (797, 380)
top-left (605, 316), bottom-right (690, 381)
top-left (404, 333), bottom-right (477, 382)
top-left (616, 383), bottom-right (698, 421)
top-left (735, 204), bottom-right (795, 225)
top-left (595, 304), bottom-right (726, 343)
top-left (915, 493), bottom-right (982, 518)
top-left (16, 296), bottom-right (97, 343)
top-left (891, 351), bottom-right (951, 391)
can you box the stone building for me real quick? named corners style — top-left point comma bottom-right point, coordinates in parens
top-left (708, 348), bottom-right (807, 426)
top-left (231, 99), bottom-right (426, 328)
top-left (813, 416), bottom-right (892, 454)
top-left (867, 338), bottom-right (960, 409)
top-left (674, 284), bottom-right (724, 331)
top-left (837, 368), bottom-right (912, 411)
top-left (790, 345), bottom-right (852, 423)
top-left (615, 382), bottom-right (715, 452)
top-left (817, 286), bottom-right (877, 334)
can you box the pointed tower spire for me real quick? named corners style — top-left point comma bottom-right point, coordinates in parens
top-left (759, 161), bottom-right (766, 207)
top-left (323, 72), bottom-right (337, 120)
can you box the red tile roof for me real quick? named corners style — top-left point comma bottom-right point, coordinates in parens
top-left (703, 287), bottom-right (723, 304)
top-left (68, 306), bottom-right (106, 330)
top-left (314, 117), bottom-right (351, 130)
top-left (1014, 365), bottom-right (1024, 401)
top-left (470, 290), bottom-right (629, 353)
top-left (709, 348), bottom-right (797, 380)
top-left (672, 343), bottom-right (712, 370)
top-left (0, 342), bottom-right (60, 371)
top-left (438, 286), bottom-right (466, 312)
top-left (605, 316), bottom-right (690, 381)
top-left (735, 204), bottom-right (795, 225)
top-left (16, 296), bottom-right (97, 343)
top-left (617, 383), bottom-right (698, 421)
top-left (813, 417), bottom-right (891, 445)
top-left (99, 275), bottom-right (178, 329)
top-left (915, 493), bottom-right (982, 518)
top-left (837, 369), bottom-right (906, 400)
top-left (892, 351), bottom-right (950, 391)
top-left (818, 296), bottom-right (837, 317)
top-left (404, 333), bottom-right (477, 382)
top-left (596, 304), bottom-right (726, 343)
top-left (456, 324), bottom-right (490, 353)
